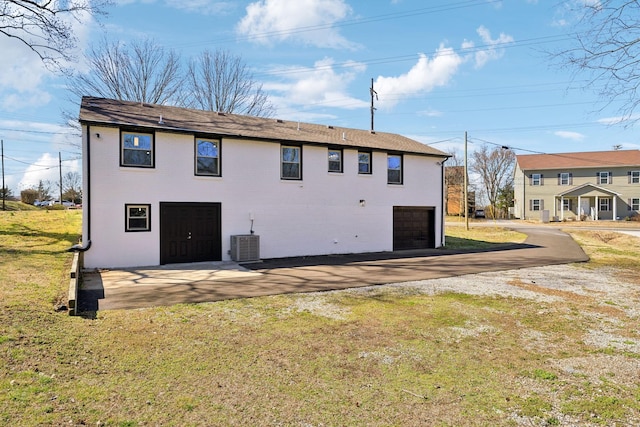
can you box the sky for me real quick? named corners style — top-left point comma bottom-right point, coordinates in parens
top-left (2, 0), bottom-right (639, 195)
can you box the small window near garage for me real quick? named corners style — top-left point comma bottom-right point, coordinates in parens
top-left (631, 198), bottom-right (640, 211)
top-left (358, 151), bottom-right (372, 174)
top-left (599, 198), bottom-right (610, 211)
top-left (531, 173), bottom-right (542, 186)
top-left (195, 139), bottom-right (220, 176)
top-left (125, 204), bottom-right (151, 232)
top-left (328, 148), bottom-right (343, 173)
top-left (630, 171), bottom-right (640, 184)
top-left (598, 171), bottom-right (611, 185)
top-left (559, 172), bottom-right (571, 185)
top-left (281, 145), bottom-right (301, 180)
top-left (387, 154), bottom-right (403, 184)
top-left (121, 131), bottom-right (154, 167)
top-left (531, 199), bottom-right (543, 211)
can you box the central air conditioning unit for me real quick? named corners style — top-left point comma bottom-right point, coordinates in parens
top-left (230, 234), bottom-right (260, 262)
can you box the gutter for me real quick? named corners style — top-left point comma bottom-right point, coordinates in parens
top-left (68, 124), bottom-right (91, 253)
top-left (440, 156), bottom-right (449, 247)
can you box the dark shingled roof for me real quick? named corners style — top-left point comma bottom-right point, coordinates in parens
top-left (516, 150), bottom-right (640, 170)
top-left (79, 97), bottom-right (448, 157)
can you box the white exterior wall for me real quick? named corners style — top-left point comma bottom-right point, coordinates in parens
top-left (83, 125), bottom-right (445, 268)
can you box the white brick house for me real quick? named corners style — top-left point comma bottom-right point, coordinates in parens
top-left (78, 97), bottom-right (449, 269)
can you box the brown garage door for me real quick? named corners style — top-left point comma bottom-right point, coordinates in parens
top-left (393, 206), bottom-right (435, 250)
top-left (160, 202), bottom-right (222, 265)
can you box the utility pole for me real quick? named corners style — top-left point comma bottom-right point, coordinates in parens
top-left (370, 78), bottom-right (378, 132)
top-left (464, 131), bottom-right (469, 231)
top-left (59, 152), bottom-right (63, 204)
top-left (1, 140), bottom-right (5, 211)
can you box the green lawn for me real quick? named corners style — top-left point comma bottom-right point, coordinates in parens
top-left (1, 211), bottom-right (639, 426)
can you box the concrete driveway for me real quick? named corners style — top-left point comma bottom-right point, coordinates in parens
top-left (78, 224), bottom-right (590, 312)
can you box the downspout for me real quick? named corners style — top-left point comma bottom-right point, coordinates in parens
top-left (68, 124), bottom-right (91, 252)
top-left (440, 156), bottom-right (449, 247)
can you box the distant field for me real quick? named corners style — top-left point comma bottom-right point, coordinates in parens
top-left (1, 211), bottom-right (639, 426)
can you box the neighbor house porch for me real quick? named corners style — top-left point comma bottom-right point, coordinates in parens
top-left (554, 183), bottom-right (621, 221)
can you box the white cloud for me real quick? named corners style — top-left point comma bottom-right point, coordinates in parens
top-left (236, 0), bottom-right (356, 49)
top-left (473, 25), bottom-right (514, 68)
top-left (374, 47), bottom-right (465, 109)
top-left (264, 57), bottom-right (368, 117)
top-left (554, 131), bottom-right (585, 141)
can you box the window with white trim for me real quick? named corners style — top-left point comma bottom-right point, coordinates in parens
top-left (599, 198), bottom-right (610, 211)
top-left (281, 145), bottom-right (301, 180)
top-left (328, 148), bottom-right (343, 173)
top-left (531, 199), bottom-right (542, 211)
top-left (560, 172), bottom-right (570, 185)
top-left (358, 151), bottom-right (372, 174)
top-left (598, 171), bottom-right (610, 185)
top-left (562, 199), bottom-right (571, 211)
top-left (387, 154), bottom-right (403, 184)
top-left (121, 131), bottom-right (154, 167)
top-left (125, 204), bottom-right (151, 232)
top-left (631, 198), bottom-right (640, 211)
top-left (195, 139), bottom-right (220, 176)
top-left (631, 171), bottom-right (640, 184)
top-left (531, 173), bottom-right (541, 186)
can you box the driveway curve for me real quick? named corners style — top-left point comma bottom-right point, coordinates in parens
top-left (79, 225), bottom-right (588, 311)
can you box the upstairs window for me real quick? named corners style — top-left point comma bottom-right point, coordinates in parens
top-left (630, 171), bottom-right (640, 184)
top-left (125, 204), bottom-right (151, 232)
top-left (195, 139), bottom-right (220, 176)
top-left (598, 171), bottom-right (611, 185)
top-left (328, 148), bottom-right (343, 173)
top-left (358, 151), bottom-right (372, 174)
top-left (121, 131), bottom-right (154, 167)
top-left (387, 154), bottom-right (403, 184)
top-left (531, 173), bottom-right (542, 186)
top-left (559, 172), bottom-right (572, 185)
top-left (281, 145), bottom-right (301, 180)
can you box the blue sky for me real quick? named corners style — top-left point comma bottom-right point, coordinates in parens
top-left (2, 0), bottom-right (638, 194)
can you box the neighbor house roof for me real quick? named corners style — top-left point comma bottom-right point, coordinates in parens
top-left (516, 150), bottom-right (640, 170)
top-left (79, 97), bottom-right (448, 157)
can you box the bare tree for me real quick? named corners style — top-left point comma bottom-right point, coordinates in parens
top-left (554, 1), bottom-right (640, 123)
top-left (0, 0), bottom-right (111, 68)
top-left (68, 38), bottom-right (185, 105)
top-left (62, 171), bottom-right (82, 203)
top-left (470, 145), bottom-right (515, 219)
top-left (186, 49), bottom-right (275, 117)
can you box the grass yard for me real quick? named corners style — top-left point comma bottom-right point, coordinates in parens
top-left (1, 211), bottom-right (639, 426)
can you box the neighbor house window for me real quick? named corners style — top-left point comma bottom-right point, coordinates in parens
top-left (328, 148), bottom-right (343, 173)
top-left (631, 198), bottom-right (640, 211)
top-left (559, 172), bottom-right (571, 185)
top-left (195, 139), bottom-right (220, 176)
top-left (531, 173), bottom-right (542, 186)
top-left (281, 145), bottom-right (301, 180)
top-left (121, 131), bottom-right (154, 167)
top-left (387, 154), bottom-right (403, 184)
top-left (125, 204), bottom-right (151, 232)
top-left (598, 171), bottom-right (611, 185)
top-left (562, 199), bottom-right (571, 211)
top-left (531, 199), bottom-right (542, 211)
top-left (358, 151), bottom-right (372, 174)
top-left (599, 198), bottom-right (610, 211)
top-left (630, 171), bottom-right (640, 184)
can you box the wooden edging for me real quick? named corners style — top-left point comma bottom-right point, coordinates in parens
top-left (67, 252), bottom-right (82, 316)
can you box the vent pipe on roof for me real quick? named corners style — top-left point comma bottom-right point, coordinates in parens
top-left (158, 115), bottom-right (164, 124)
top-left (342, 132), bottom-right (346, 141)
top-left (297, 122), bottom-right (300, 131)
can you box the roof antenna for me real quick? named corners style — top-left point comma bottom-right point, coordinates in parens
top-left (370, 77), bottom-right (378, 133)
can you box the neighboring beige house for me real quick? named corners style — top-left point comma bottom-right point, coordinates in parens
top-left (78, 97), bottom-right (450, 269)
top-left (514, 150), bottom-right (640, 221)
